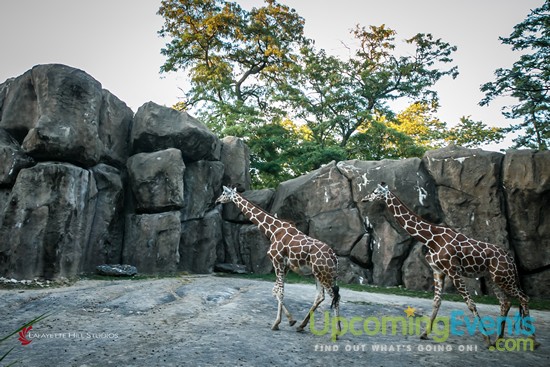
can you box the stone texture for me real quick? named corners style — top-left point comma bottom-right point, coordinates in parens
top-left (502, 150), bottom-right (550, 297)
top-left (127, 148), bottom-right (185, 213)
top-left (0, 70), bottom-right (38, 142)
top-left (21, 65), bottom-right (104, 166)
top-left (271, 161), bottom-right (352, 231)
top-left (401, 243), bottom-right (433, 291)
top-left (0, 64), bottom-right (133, 168)
top-left (423, 145), bottom-right (508, 248)
top-left (308, 208), bottom-right (364, 256)
top-left (237, 224), bottom-right (273, 274)
top-left (502, 150), bottom-right (550, 271)
top-left (131, 101), bottom-right (221, 162)
top-left (83, 164), bottom-right (125, 273)
top-left (98, 90), bottom-right (134, 167)
top-left (221, 189), bottom-right (275, 223)
top-left (220, 136), bottom-right (251, 191)
top-left (122, 211), bottom-right (181, 274)
top-left (179, 210), bottom-right (222, 274)
top-left (337, 256), bottom-right (370, 284)
top-left (0, 162), bottom-right (97, 279)
top-left (96, 264), bottom-right (137, 277)
top-left (0, 128), bottom-right (34, 186)
top-left (338, 157), bottom-right (441, 287)
top-left (181, 160), bottom-right (224, 221)
top-left (349, 234), bottom-right (372, 269)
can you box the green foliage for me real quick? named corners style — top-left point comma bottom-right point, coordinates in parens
top-left (159, 1), bottom-right (521, 188)
top-left (158, 0), bottom-right (306, 135)
top-left (446, 116), bottom-right (505, 148)
top-left (481, 0), bottom-right (550, 150)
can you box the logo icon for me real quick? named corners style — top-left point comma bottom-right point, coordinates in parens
top-left (18, 326), bottom-right (32, 345)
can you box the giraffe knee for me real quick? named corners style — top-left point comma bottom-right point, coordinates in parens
top-left (272, 286), bottom-right (283, 300)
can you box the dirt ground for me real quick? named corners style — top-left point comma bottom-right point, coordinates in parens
top-left (0, 275), bottom-right (548, 366)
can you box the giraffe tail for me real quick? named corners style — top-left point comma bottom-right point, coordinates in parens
top-left (331, 285), bottom-right (340, 309)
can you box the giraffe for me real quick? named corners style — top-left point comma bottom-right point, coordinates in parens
top-left (216, 186), bottom-right (341, 334)
top-left (363, 182), bottom-right (538, 348)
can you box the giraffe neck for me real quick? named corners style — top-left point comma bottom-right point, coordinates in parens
top-left (231, 193), bottom-right (286, 239)
top-left (384, 191), bottom-right (440, 249)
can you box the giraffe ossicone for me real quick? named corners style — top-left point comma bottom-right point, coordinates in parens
top-left (363, 182), bottom-right (539, 348)
top-left (216, 186), bottom-right (341, 336)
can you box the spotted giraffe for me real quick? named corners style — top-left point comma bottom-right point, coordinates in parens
top-left (216, 186), bottom-right (341, 333)
top-left (363, 182), bottom-right (538, 348)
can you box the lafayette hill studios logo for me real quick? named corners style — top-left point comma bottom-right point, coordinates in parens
top-left (18, 326), bottom-right (33, 346)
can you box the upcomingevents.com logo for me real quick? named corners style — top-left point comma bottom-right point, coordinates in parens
top-left (310, 306), bottom-right (536, 351)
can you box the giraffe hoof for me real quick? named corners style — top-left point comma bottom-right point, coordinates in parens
top-left (420, 334), bottom-right (429, 340)
top-left (289, 320), bottom-right (297, 326)
top-left (296, 326), bottom-right (304, 332)
top-left (271, 325), bottom-right (280, 331)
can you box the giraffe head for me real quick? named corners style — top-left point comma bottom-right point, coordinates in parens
top-left (215, 186), bottom-right (238, 204)
top-left (362, 182), bottom-right (390, 202)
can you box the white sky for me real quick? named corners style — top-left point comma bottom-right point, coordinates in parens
top-left (0, 0), bottom-right (543, 150)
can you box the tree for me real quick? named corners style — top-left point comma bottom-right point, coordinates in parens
top-left (389, 101), bottom-right (447, 151)
top-left (159, 2), bottom-right (474, 188)
top-left (158, 0), bottom-right (307, 134)
top-left (480, 0), bottom-right (550, 150)
top-left (445, 116), bottom-right (505, 148)
top-left (279, 25), bottom-right (458, 152)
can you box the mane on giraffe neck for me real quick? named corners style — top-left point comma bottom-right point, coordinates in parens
top-left (231, 191), bottom-right (293, 234)
top-left (385, 189), bottom-right (455, 246)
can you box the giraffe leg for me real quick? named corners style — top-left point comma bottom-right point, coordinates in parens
top-left (420, 271), bottom-right (444, 340)
top-left (501, 283), bottom-right (541, 349)
top-left (296, 279), bottom-right (325, 332)
top-left (282, 304), bottom-right (297, 326)
top-left (271, 266), bottom-right (289, 331)
top-left (487, 279), bottom-right (511, 341)
top-left (516, 291), bottom-right (540, 349)
top-left (449, 273), bottom-right (492, 347)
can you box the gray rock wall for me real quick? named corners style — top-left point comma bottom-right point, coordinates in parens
top-left (0, 64), bottom-right (548, 299)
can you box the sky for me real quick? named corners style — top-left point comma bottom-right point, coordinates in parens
top-left (0, 0), bottom-right (544, 151)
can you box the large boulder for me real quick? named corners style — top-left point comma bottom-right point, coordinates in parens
top-left (83, 164), bottom-right (125, 273)
top-left (423, 145), bottom-right (508, 248)
top-left (220, 136), bottom-right (251, 191)
top-left (0, 162), bottom-right (97, 279)
top-left (337, 158), bottom-right (440, 287)
top-left (19, 65), bottom-right (103, 166)
top-left (219, 221), bottom-right (273, 274)
top-left (181, 160), bottom-right (224, 221)
top-left (127, 148), bottom-right (185, 213)
top-left (122, 211), bottom-right (181, 274)
top-left (308, 208), bottom-right (364, 256)
top-left (271, 161), bottom-right (352, 231)
top-left (131, 101), bottom-right (221, 162)
top-left (502, 150), bottom-right (550, 297)
top-left (0, 64), bottom-right (133, 167)
top-left (179, 210), bottom-right (223, 274)
top-left (218, 189), bottom-right (275, 274)
top-left (0, 128), bottom-right (34, 186)
top-left (0, 71), bottom-right (38, 142)
top-left (220, 188), bottom-right (275, 223)
top-left (237, 224), bottom-right (273, 274)
top-left (98, 90), bottom-right (134, 167)
top-left (503, 150), bottom-right (550, 271)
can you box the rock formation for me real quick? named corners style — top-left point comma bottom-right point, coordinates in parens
top-left (0, 64), bottom-right (548, 299)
